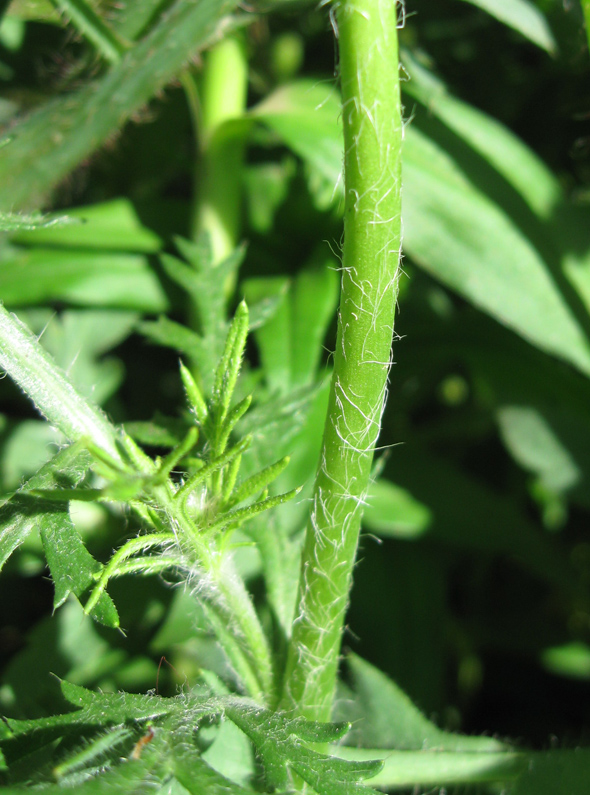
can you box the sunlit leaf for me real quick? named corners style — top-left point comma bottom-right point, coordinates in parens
top-left (458, 0), bottom-right (556, 53)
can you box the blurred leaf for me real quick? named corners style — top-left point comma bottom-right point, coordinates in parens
top-left (243, 277), bottom-right (291, 392)
top-left (458, 0), bottom-right (557, 53)
top-left (0, 248), bottom-right (168, 311)
top-left (509, 749), bottom-right (590, 795)
top-left (140, 315), bottom-right (206, 360)
top-left (243, 257), bottom-right (338, 392)
top-left (403, 126), bottom-right (590, 377)
top-left (335, 745), bottom-right (525, 791)
top-left (388, 444), bottom-right (574, 591)
top-left (251, 81), bottom-right (343, 211)
top-left (541, 642), bottom-right (590, 681)
top-left (0, 598), bottom-right (126, 717)
top-left (0, 211), bottom-right (76, 232)
top-left (0, 419), bottom-right (62, 492)
top-left (110, 0), bottom-right (173, 40)
top-left (244, 159), bottom-right (295, 233)
top-left (6, 0), bottom-right (61, 23)
top-left (402, 51), bottom-right (561, 218)
top-left (31, 309), bottom-right (138, 405)
top-left (124, 415), bottom-right (187, 448)
top-left (0, 0), bottom-right (241, 210)
top-left (341, 653), bottom-right (506, 752)
top-left (363, 479), bottom-right (431, 539)
top-left (253, 81), bottom-right (590, 376)
top-left (497, 405), bottom-right (580, 493)
top-left (10, 199), bottom-right (162, 252)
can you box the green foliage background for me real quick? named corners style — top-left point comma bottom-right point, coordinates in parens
top-left (0, 0), bottom-right (590, 792)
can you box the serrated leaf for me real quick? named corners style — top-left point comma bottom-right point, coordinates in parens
top-left (0, 444), bottom-right (91, 571)
top-left (1, 685), bottom-right (383, 794)
top-left (224, 699), bottom-right (382, 794)
top-left (40, 514), bottom-right (119, 627)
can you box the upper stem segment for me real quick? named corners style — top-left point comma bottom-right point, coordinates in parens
top-left (280, 0), bottom-right (402, 720)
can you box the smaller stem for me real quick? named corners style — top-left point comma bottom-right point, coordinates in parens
top-left (85, 532), bottom-right (174, 615)
top-left (188, 35), bottom-right (249, 261)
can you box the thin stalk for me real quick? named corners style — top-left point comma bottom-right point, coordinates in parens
top-left (160, 492), bottom-right (276, 702)
top-left (280, 0), bottom-right (402, 720)
top-left (187, 35), bottom-right (248, 261)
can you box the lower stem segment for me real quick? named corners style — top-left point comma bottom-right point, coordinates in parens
top-left (280, 0), bottom-right (402, 721)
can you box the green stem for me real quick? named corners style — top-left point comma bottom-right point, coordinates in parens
top-left (155, 486), bottom-right (276, 703)
top-left (188, 35), bottom-right (248, 261)
top-left (280, 0), bottom-right (402, 721)
top-left (0, 305), bottom-right (121, 462)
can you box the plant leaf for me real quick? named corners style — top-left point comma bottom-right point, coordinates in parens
top-left (341, 653), bottom-right (506, 751)
top-left (0, 682), bottom-right (385, 794)
top-left (10, 198), bottom-right (162, 252)
top-left (0, 249), bottom-right (167, 312)
top-left (253, 80), bottom-right (590, 376)
top-left (457, 0), bottom-right (556, 53)
top-left (363, 479), bottom-right (432, 539)
top-left (0, 0), bottom-right (241, 210)
top-left (0, 444), bottom-right (91, 571)
top-left (40, 513), bottom-right (119, 627)
top-left (401, 51), bottom-right (561, 219)
top-left (0, 210), bottom-right (76, 232)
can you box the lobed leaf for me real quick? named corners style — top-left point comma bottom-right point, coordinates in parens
top-left (0, 682), bottom-right (385, 794)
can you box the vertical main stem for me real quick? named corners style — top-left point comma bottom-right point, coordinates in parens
top-left (280, 0), bottom-right (402, 721)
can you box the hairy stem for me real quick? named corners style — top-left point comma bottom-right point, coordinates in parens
top-left (280, 0), bottom-right (402, 720)
top-left (0, 305), bottom-right (121, 462)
